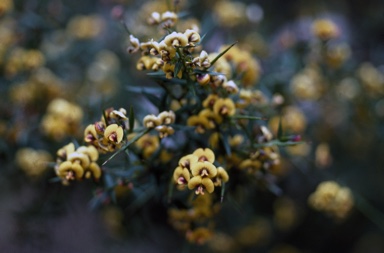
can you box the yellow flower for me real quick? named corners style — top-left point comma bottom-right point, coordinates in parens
top-left (179, 154), bottom-right (199, 170)
top-left (136, 56), bottom-right (158, 70)
top-left (192, 148), bottom-right (215, 163)
top-left (203, 94), bottom-right (220, 108)
top-left (223, 80), bottom-right (239, 94)
top-left (173, 166), bottom-right (191, 186)
top-left (84, 124), bottom-right (98, 144)
top-left (162, 62), bottom-right (182, 79)
top-left (239, 159), bottom-right (262, 174)
top-left (312, 19), bottom-right (339, 40)
top-left (76, 145), bottom-right (99, 162)
top-left (127, 34), bottom-right (140, 53)
top-left (188, 176), bottom-right (215, 195)
top-left (191, 161), bottom-right (217, 178)
top-left (140, 40), bottom-right (160, 56)
top-left (159, 41), bottom-right (176, 62)
top-left (211, 74), bottom-right (227, 87)
top-left (56, 142), bottom-right (76, 162)
top-left (184, 29), bottom-right (201, 46)
top-left (199, 108), bottom-right (223, 127)
top-left (213, 98), bottom-right (236, 117)
top-left (104, 124), bottom-right (124, 144)
top-left (196, 73), bottom-right (211, 85)
top-left (158, 110), bottom-right (176, 125)
top-left (67, 152), bottom-right (91, 169)
top-left (228, 134), bottom-right (244, 147)
top-left (161, 11), bottom-right (178, 27)
top-left (164, 31), bottom-right (188, 48)
top-left (83, 162), bottom-right (102, 180)
top-left (147, 11), bottom-right (161, 25)
top-left (155, 125), bottom-right (175, 138)
top-left (136, 134), bottom-right (159, 159)
top-left (208, 132), bottom-right (220, 150)
top-left (212, 167), bottom-right (229, 186)
top-left (187, 115), bottom-right (211, 134)
top-left (56, 160), bottom-right (84, 181)
top-left (143, 114), bottom-right (161, 128)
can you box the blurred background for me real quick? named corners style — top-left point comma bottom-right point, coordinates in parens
top-left (1, 0), bottom-right (384, 252)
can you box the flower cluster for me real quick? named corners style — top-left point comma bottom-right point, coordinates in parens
top-left (187, 95), bottom-right (236, 134)
top-left (173, 148), bottom-right (229, 195)
top-left (143, 110), bottom-right (175, 138)
top-left (84, 107), bottom-right (128, 153)
top-left (55, 143), bottom-right (101, 184)
top-left (308, 181), bottom-right (354, 220)
top-left (41, 98), bottom-right (83, 141)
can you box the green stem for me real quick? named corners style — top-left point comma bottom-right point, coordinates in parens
top-left (231, 115), bottom-right (266, 120)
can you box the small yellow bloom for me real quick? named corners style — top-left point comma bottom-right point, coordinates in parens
top-left (147, 12), bottom-right (161, 25)
top-left (84, 124), bottom-right (98, 144)
top-left (188, 176), bottom-right (215, 195)
top-left (223, 80), bottom-right (239, 94)
top-left (196, 73), bottom-right (211, 85)
top-left (162, 62), bottom-right (182, 79)
top-left (187, 115), bottom-right (211, 134)
top-left (184, 29), bottom-right (201, 46)
top-left (127, 34), bottom-right (140, 53)
top-left (67, 152), bottom-right (91, 169)
top-left (173, 166), bottom-right (191, 186)
top-left (136, 56), bottom-right (158, 70)
top-left (56, 142), bottom-right (75, 161)
top-left (159, 41), bottom-right (176, 62)
top-left (192, 148), bottom-right (215, 163)
top-left (213, 98), bottom-right (236, 117)
top-left (143, 114), bottom-right (161, 128)
top-left (164, 32), bottom-right (188, 48)
top-left (179, 154), bottom-right (199, 170)
top-left (136, 134), bottom-right (159, 159)
top-left (76, 145), bottom-right (99, 162)
top-left (191, 161), bottom-right (217, 178)
top-left (158, 110), bottom-right (176, 125)
top-left (83, 162), bottom-right (102, 180)
top-left (312, 19), bottom-right (339, 40)
top-left (56, 160), bottom-right (84, 181)
top-left (104, 124), bottom-right (124, 144)
top-left (199, 108), bottom-right (223, 126)
top-left (212, 167), bottom-right (229, 186)
top-left (202, 94), bottom-right (220, 108)
top-left (161, 11), bottom-right (178, 27)
top-left (155, 125), bottom-right (175, 138)
top-left (239, 159), bottom-right (262, 173)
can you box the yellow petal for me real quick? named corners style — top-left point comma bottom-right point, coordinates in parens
top-left (76, 145), bottom-right (99, 162)
top-left (178, 154), bottom-right (198, 170)
top-left (67, 152), bottom-right (91, 168)
top-left (188, 176), bottom-right (202, 190)
top-left (86, 162), bottom-right (102, 180)
top-left (202, 178), bottom-right (214, 193)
